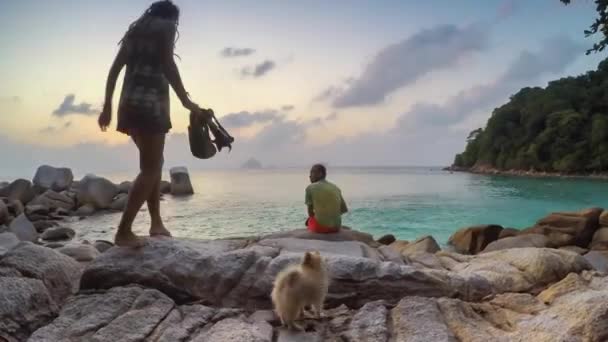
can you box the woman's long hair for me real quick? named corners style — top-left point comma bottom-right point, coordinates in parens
top-left (119, 0), bottom-right (180, 51)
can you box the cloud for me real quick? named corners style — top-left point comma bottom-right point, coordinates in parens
top-left (327, 24), bottom-right (488, 108)
top-left (240, 60), bottom-right (276, 78)
top-left (281, 105), bottom-right (295, 112)
top-left (39, 121), bottom-right (73, 134)
top-left (326, 112), bottom-right (339, 121)
top-left (52, 94), bottom-right (97, 117)
top-left (220, 110), bottom-right (283, 128)
top-left (400, 35), bottom-right (582, 128)
top-left (0, 96), bottom-right (21, 104)
top-left (220, 47), bottom-right (256, 58)
top-left (497, 0), bottom-right (519, 20)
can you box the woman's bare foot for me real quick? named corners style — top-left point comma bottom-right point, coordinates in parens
top-left (149, 222), bottom-right (172, 237)
top-left (114, 231), bottom-right (147, 248)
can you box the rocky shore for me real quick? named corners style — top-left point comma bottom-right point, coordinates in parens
top-left (444, 164), bottom-right (608, 180)
top-left (3, 165), bottom-right (608, 341)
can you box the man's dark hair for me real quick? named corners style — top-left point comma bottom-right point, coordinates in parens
top-left (312, 164), bottom-right (327, 178)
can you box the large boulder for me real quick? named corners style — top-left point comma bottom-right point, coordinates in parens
top-left (170, 167), bottom-right (194, 195)
top-left (377, 234), bottom-right (396, 245)
top-left (583, 250), bottom-right (608, 273)
top-left (0, 200), bottom-right (8, 225)
top-left (0, 179), bottom-right (35, 205)
top-left (29, 189), bottom-right (75, 211)
top-left (80, 239), bottom-right (589, 310)
top-left (109, 193), bottom-right (128, 211)
top-left (0, 232), bottom-right (19, 257)
top-left (75, 204), bottom-right (96, 216)
top-left (498, 227), bottom-right (519, 239)
top-left (32, 165), bottom-right (73, 192)
top-left (447, 224), bottom-right (503, 254)
top-left (8, 213), bottom-right (37, 242)
top-left (261, 228), bottom-right (376, 246)
top-left (521, 208), bottom-right (602, 248)
top-left (117, 181), bottom-right (132, 194)
top-left (600, 210), bottom-right (608, 227)
top-left (0, 242), bottom-right (82, 340)
top-left (590, 227), bottom-right (608, 250)
top-left (482, 234), bottom-right (550, 253)
top-left (391, 235), bottom-right (440, 256)
top-left (77, 175), bottom-right (119, 209)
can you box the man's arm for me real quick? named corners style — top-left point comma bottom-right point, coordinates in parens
top-left (340, 196), bottom-right (348, 214)
top-left (305, 187), bottom-right (314, 217)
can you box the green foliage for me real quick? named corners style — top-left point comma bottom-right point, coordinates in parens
top-left (453, 58), bottom-right (608, 173)
top-left (561, 0), bottom-right (608, 54)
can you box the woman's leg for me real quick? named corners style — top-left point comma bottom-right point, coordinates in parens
top-left (115, 133), bottom-right (166, 247)
top-left (131, 137), bottom-right (170, 237)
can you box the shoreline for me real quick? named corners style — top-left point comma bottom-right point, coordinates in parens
top-left (444, 165), bottom-right (608, 181)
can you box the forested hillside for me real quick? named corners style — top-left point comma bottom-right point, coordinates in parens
top-left (453, 58), bottom-right (608, 173)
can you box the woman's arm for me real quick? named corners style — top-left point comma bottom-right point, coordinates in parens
top-left (159, 26), bottom-right (197, 111)
top-left (98, 46), bottom-right (127, 131)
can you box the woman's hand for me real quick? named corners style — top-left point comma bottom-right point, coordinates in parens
top-left (98, 104), bottom-right (112, 132)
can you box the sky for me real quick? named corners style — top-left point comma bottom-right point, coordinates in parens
top-left (0, 0), bottom-right (604, 177)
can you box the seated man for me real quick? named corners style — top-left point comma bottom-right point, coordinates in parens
top-left (305, 164), bottom-right (348, 233)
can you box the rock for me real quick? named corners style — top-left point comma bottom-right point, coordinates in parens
top-left (344, 300), bottom-right (389, 341)
top-left (404, 252), bottom-right (445, 270)
top-left (590, 227), bottom-right (608, 250)
top-left (0, 232), bottom-right (19, 257)
top-left (447, 224), bottom-right (503, 254)
top-left (376, 234), bottom-right (396, 245)
top-left (29, 189), bottom-right (75, 211)
top-left (600, 210), bottom-right (608, 227)
top-left (33, 220), bottom-right (56, 233)
top-left (117, 181), bottom-right (132, 194)
top-left (110, 193), bottom-right (128, 211)
top-left (1, 179), bottom-right (35, 204)
top-left (58, 243), bottom-right (100, 262)
top-left (583, 250), bottom-right (608, 273)
top-left (75, 203), bottom-right (96, 216)
top-left (80, 239), bottom-right (590, 310)
top-left (392, 296), bottom-right (456, 342)
top-left (197, 317), bottom-right (273, 341)
top-left (28, 286), bottom-right (175, 342)
top-left (8, 213), bottom-right (38, 242)
top-left (41, 227), bottom-right (75, 241)
top-left (94, 240), bottom-right (114, 253)
top-left (160, 180), bottom-right (171, 194)
top-left (77, 175), bottom-right (119, 209)
top-left (0, 241), bottom-right (82, 304)
top-left (32, 165), bottom-right (73, 192)
top-left (170, 166), bottom-right (194, 195)
top-left (498, 227), bottom-right (519, 239)
top-left (482, 234), bottom-right (550, 252)
top-left (522, 208), bottom-right (602, 248)
top-left (559, 245), bottom-right (588, 255)
top-left (0, 277), bottom-right (58, 341)
top-left (44, 242), bottom-right (66, 249)
top-left (25, 204), bottom-right (50, 216)
top-left (257, 238), bottom-right (381, 259)
top-left (261, 228), bottom-right (376, 246)
top-left (4, 198), bottom-right (24, 218)
top-left (389, 240), bottom-right (409, 252)
top-left (0, 200), bottom-right (7, 225)
top-left (394, 235), bottom-right (440, 256)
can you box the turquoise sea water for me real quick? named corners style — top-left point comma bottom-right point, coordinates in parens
top-left (62, 167), bottom-right (608, 244)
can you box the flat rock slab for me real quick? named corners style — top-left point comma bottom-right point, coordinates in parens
top-left (257, 238), bottom-right (380, 259)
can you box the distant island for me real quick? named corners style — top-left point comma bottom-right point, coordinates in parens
top-left (241, 158), bottom-right (263, 169)
top-left (452, 58), bottom-right (608, 177)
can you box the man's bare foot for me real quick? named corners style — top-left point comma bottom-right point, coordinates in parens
top-left (114, 231), bottom-right (147, 248)
top-left (149, 222), bottom-right (172, 237)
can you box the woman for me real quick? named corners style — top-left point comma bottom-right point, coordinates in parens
top-left (98, 0), bottom-right (208, 247)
